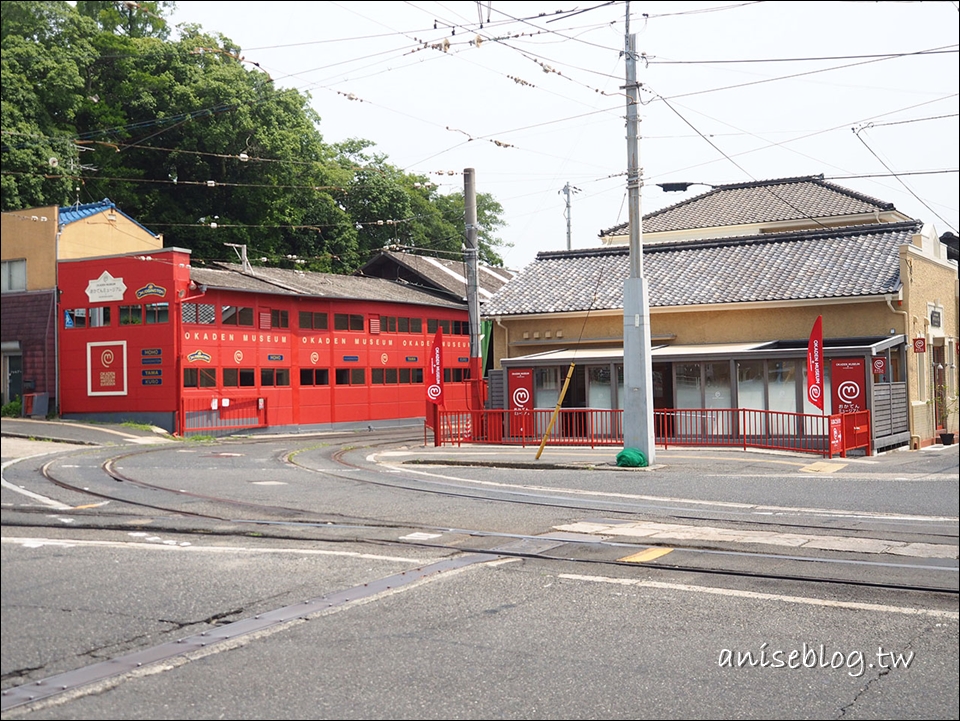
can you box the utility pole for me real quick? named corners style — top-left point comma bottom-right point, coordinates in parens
top-left (621, 5), bottom-right (656, 464)
top-left (463, 168), bottom-right (483, 409)
top-left (560, 182), bottom-right (581, 251)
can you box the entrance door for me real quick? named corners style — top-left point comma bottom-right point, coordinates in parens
top-left (3, 354), bottom-right (22, 406)
top-left (653, 363), bottom-right (673, 439)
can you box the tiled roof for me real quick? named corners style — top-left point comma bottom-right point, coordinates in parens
top-left (356, 251), bottom-right (516, 301)
top-left (600, 176), bottom-right (899, 237)
top-left (58, 198), bottom-right (159, 237)
top-left (190, 262), bottom-right (464, 309)
top-left (483, 221), bottom-right (919, 316)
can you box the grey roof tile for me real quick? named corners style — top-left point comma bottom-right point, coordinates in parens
top-left (190, 262), bottom-right (464, 309)
top-left (355, 251), bottom-right (516, 300)
top-left (601, 175), bottom-right (898, 237)
top-left (483, 221), bottom-right (918, 316)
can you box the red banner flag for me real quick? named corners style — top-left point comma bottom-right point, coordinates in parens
top-left (806, 315), bottom-right (824, 411)
top-left (426, 327), bottom-right (444, 406)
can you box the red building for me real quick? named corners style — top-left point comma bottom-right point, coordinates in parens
top-left (57, 248), bottom-right (477, 435)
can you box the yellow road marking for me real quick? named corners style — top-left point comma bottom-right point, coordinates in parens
top-left (620, 547), bottom-right (673, 564)
top-left (800, 461), bottom-right (847, 473)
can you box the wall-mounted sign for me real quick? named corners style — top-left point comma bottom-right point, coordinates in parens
top-left (405, 356), bottom-right (419, 362)
top-left (142, 378), bottom-right (162, 386)
top-left (135, 283), bottom-right (167, 299)
top-left (85, 271), bottom-right (127, 303)
top-left (87, 341), bottom-right (127, 396)
top-left (913, 338), bottom-right (927, 354)
top-left (343, 355), bottom-right (359, 362)
top-left (267, 354), bottom-right (284, 361)
top-left (187, 350), bottom-right (212, 363)
top-left (458, 357), bottom-right (469, 363)
top-left (141, 369), bottom-right (162, 377)
top-left (141, 358), bottom-right (162, 366)
top-left (871, 357), bottom-right (887, 375)
top-left (141, 348), bottom-right (162, 356)
top-left (930, 310), bottom-right (942, 328)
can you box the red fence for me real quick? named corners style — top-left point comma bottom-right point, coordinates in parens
top-left (179, 396), bottom-right (266, 437)
top-left (434, 408), bottom-right (871, 458)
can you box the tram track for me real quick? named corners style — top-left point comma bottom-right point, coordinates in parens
top-left (5, 431), bottom-right (956, 596)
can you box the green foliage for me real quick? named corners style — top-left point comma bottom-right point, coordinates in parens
top-left (1, 1), bottom-right (509, 271)
top-left (1, 397), bottom-right (22, 417)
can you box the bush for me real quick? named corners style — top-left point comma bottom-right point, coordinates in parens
top-left (1, 397), bottom-right (22, 418)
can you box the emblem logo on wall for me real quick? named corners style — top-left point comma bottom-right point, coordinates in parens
top-left (101, 349), bottom-right (115, 367)
top-left (837, 381), bottom-right (860, 404)
top-left (512, 387), bottom-right (531, 408)
top-left (234, 350), bottom-right (243, 364)
top-left (381, 353), bottom-right (389, 365)
top-left (187, 350), bottom-right (212, 363)
top-left (310, 352), bottom-right (319, 365)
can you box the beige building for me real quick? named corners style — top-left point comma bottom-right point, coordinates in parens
top-left (1, 199), bottom-right (162, 410)
top-left (483, 176), bottom-right (958, 450)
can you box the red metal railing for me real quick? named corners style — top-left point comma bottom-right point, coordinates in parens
top-left (436, 407), bottom-right (871, 457)
top-left (179, 395), bottom-right (266, 437)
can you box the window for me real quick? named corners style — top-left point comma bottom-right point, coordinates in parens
top-left (299, 311), bottom-right (328, 330)
top-left (335, 368), bottom-right (365, 385)
top-left (427, 319), bottom-right (452, 334)
top-left (222, 305), bottom-right (254, 326)
top-left (64, 309), bottom-right (87, 329)
top-left (271, 309), bottom-right (289, 328)
top-left (1, 259), bottom-right (26, 292)
top-left (261, 368), bottom-right (290, 387)
top-left (119, 305), bottom-right (142, 325)
top-left (144, 302), bottom-right (169, 324)
top-left (334, 313), bottom-right (364, 331)
top-left (371, 368), bottom-right (384, 384)
top-left (182, 303), bottom-right (215, 324)
top-left (89, 307), bottom-right (111, 327)
top-left (300, 368), bottom-right (329, 386)
top-left (183, 367), bottom-right (216, 388)
top-left (223, 368), bottom-right (256, 387)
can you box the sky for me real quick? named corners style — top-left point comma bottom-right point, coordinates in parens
top-left (168, 1), bottom-right (959, 271)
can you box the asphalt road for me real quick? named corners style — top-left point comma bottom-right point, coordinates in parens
top-left (2, 419), bottom-right (957, 719)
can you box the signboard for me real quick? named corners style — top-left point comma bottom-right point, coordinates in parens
top-left (871, 357), bottom-right (887, 376)
top-left (85, 271), bottom-right (127, 303)
top-left (507, 367), bottom-right (534, 437)
top-left (87, 341), bottom-right (127, 396)
top-left (831, 358), bottom-right (866, 414)
top-left (913, 337), bottom-right (926, 354)
top-left (829, 415), bottom-right (844, 456)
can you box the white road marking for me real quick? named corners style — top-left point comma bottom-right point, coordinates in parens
top-left (560, 574), bottom-right (960, 619)
top-left (0, 536), bottom-right (444, 564)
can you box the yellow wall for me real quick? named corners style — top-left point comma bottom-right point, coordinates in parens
top-left (1, 205), bottom-right (162, 292)
top-left (59, 212), bottom-right (162, 259)
top-left (1, 206), bottom-right (58, 290)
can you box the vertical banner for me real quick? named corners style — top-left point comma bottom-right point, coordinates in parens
top-left (806, 315), bottom-right (824, 411)
top-left (426, 328), bottom-right (444, 406)
top-left (831, 358), bottom-right (866, 414)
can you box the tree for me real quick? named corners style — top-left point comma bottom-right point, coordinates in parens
top-left (76, 1), bottom-right (175, 40)
top-left (1, 1), bottom-right (511, 270)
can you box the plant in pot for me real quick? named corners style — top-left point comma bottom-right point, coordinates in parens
top-left (934, 383), bottom-right (958, 446)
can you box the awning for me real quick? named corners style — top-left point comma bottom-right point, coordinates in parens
top-left (500, 336), bottom-right (905, 367)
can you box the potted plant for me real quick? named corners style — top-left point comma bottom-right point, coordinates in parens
top-left (934, 383), bottom-right (958, 445)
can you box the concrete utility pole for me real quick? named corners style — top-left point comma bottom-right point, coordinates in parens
top-left (560, 182), bottom-right (581, 251)
top-left (621, 6), bottom-right (656, 464)
top-left (463, 168), bottom-right (483, 406)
